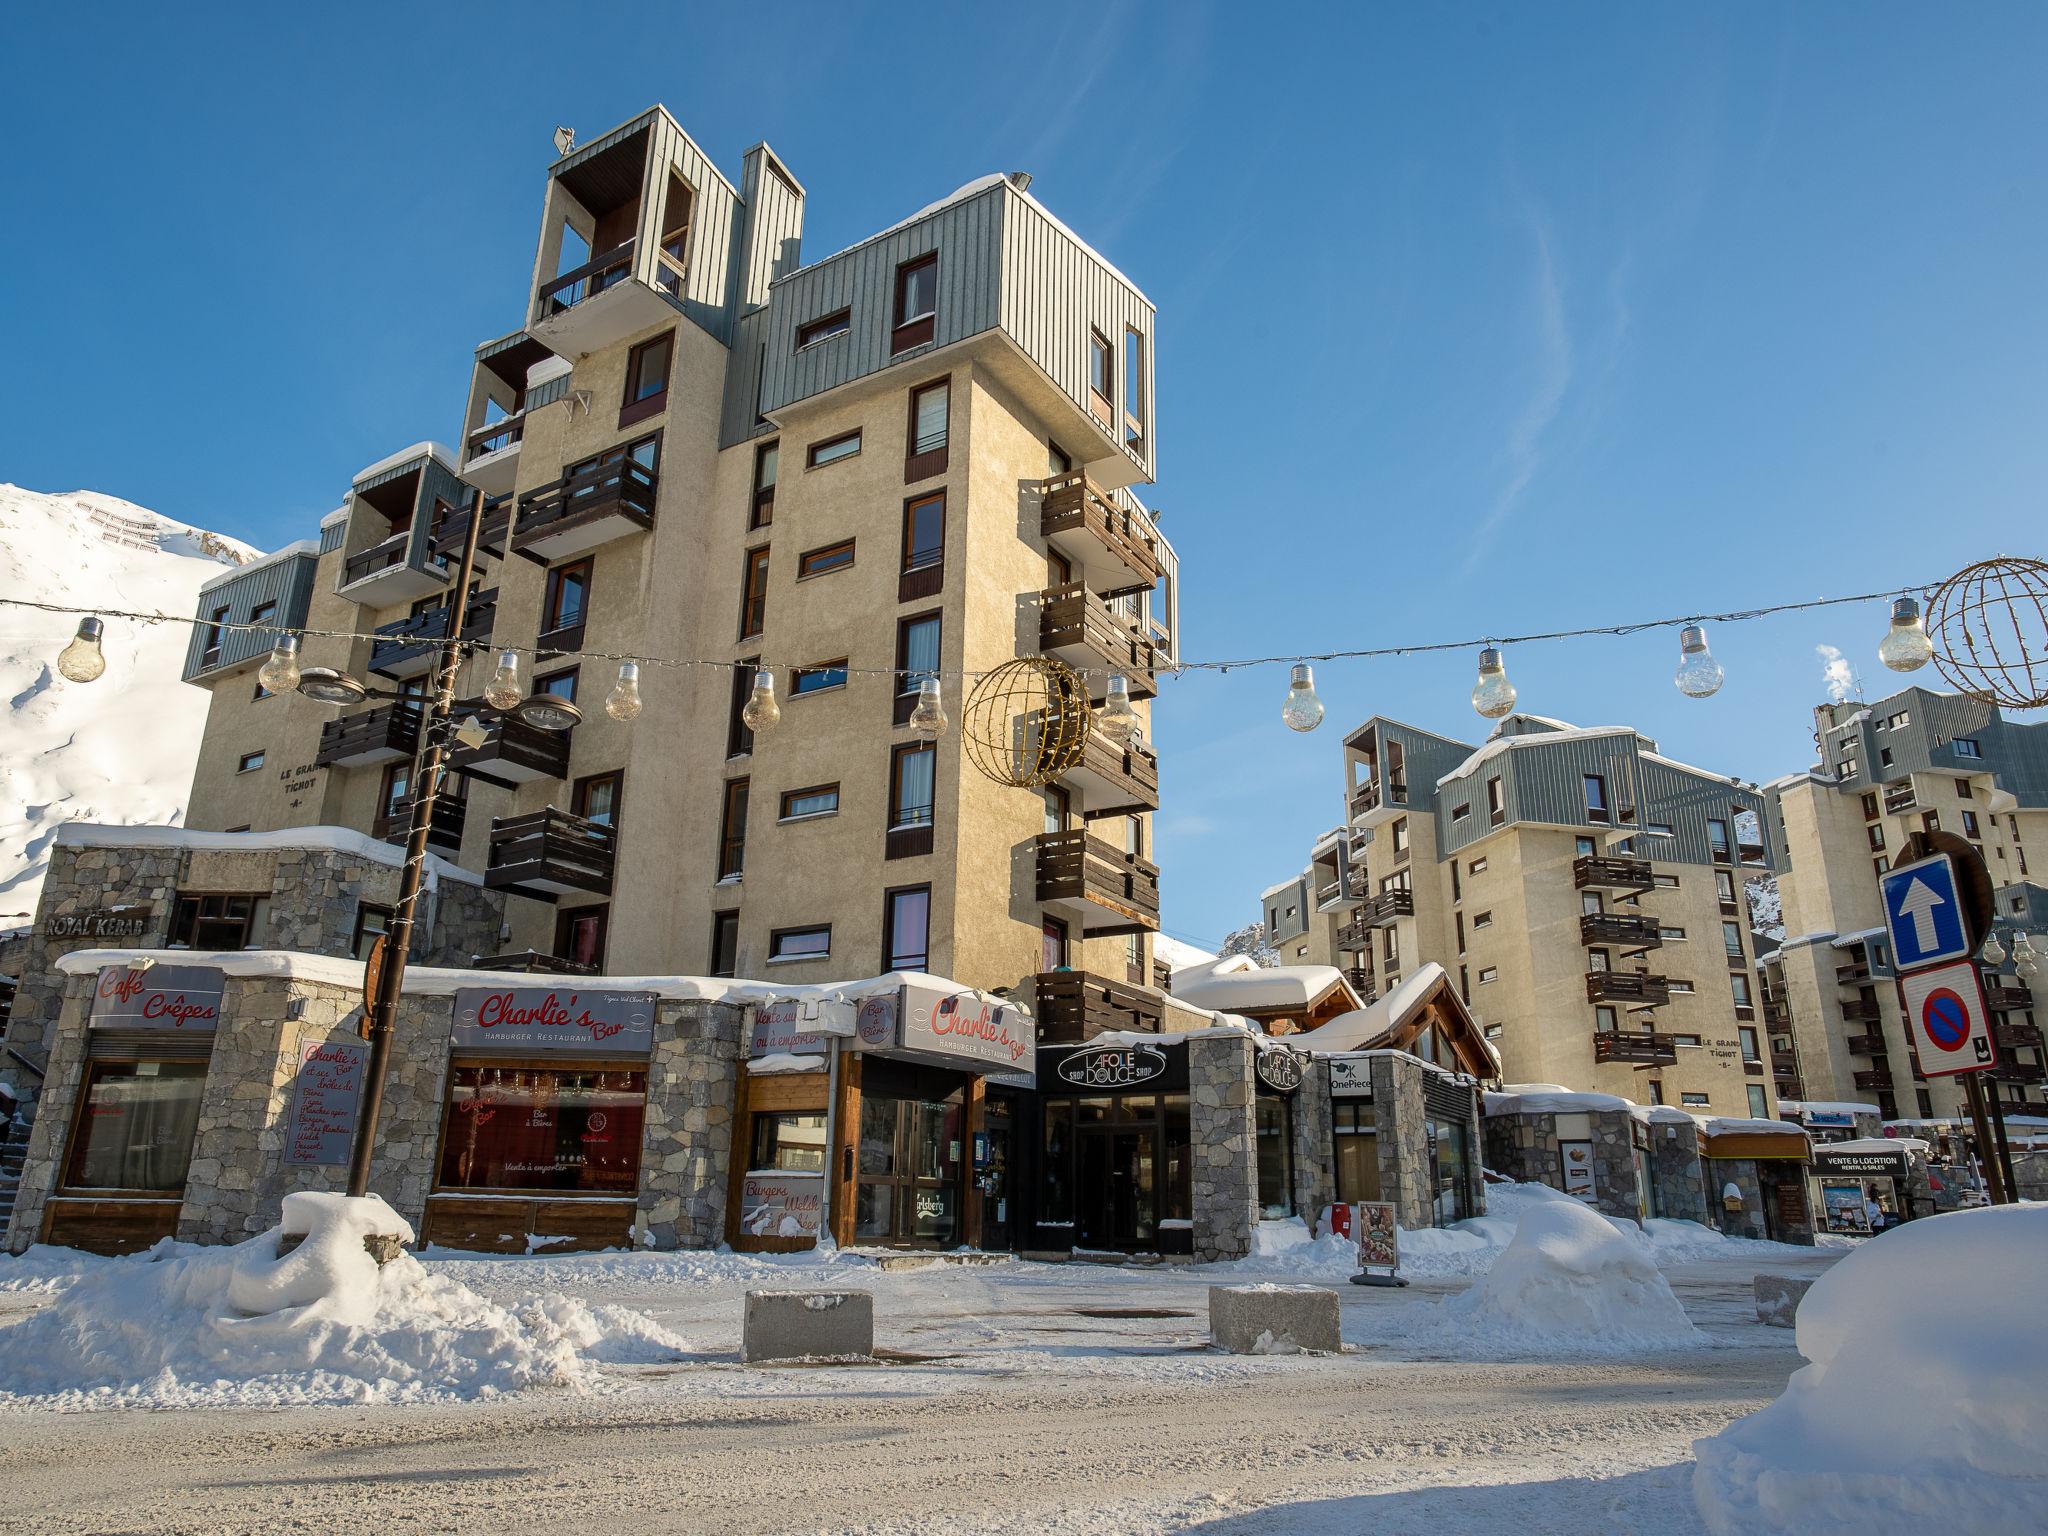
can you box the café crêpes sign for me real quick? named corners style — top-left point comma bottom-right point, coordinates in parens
top-left (89, 963), bottom-right (225, 1031)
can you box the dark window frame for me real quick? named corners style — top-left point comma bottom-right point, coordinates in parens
top-left (899, 489), bottom-right (946, 601)
top-left (541, 557), bottom-right (593, 651)
top-left (796, 309), bottom-right (851, 350)
top-left (750, 440), bottom-right (778, 529)
top-left (1087, 328), bottom-right (1114, 423)
top-left (805, 429), bottom-right (862, 469)
top-left (891, 253), bottom-right (938, 352)
top-left (904, 375), bottom-right (951, 482)
top-left (796, 539), bottom-right (856, 580)
top-left (887, 740), bottom-right (937, 860)
top-left (790, 659), bottom-right (849, 697)
top-left (350, 902), bottom-right (393, 961)
top-left (555, 904), bottom-right (610, 970)
top-left (768, 924), bottom-right (833, 962)
top-left (882, 883), bottom-right (932, 972)
top-left (893, 610), bottom-right (942, 727)
top-left (718, 778), bottom-right (750, 880)
top-left (709, 910), bottom-right (740, 978)
top-left (620, 330), bottom-right (674, 427)
top-left (727, 658), bottom-right (758, 758)
top-left (572, 769), bottom-right (623, 828)
top-left (778, 783), bottom-right (841, 822)
top-left (739, 545), bottom-right (770, 639)
top-left (236, 749), bottom-right (265, 774)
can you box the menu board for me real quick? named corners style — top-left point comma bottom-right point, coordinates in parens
top-left (285, 1038), bottom-right (366, 1166)
top-left (1356, 1201), bottom-right (1400, 1271)
top-left (1559, 1140), bottom-right (1598, 1202)
top-left (738, 1171), bottom-right (824, 1238)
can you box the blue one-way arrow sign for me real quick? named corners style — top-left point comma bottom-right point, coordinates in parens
top-left (1881, 852), bottom-right (1971, 971)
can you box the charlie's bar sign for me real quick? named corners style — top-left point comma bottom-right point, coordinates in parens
top-left (89, 964), bottom-right (224, 1030)
top-left (450, 987), bottom-right (655, 1053)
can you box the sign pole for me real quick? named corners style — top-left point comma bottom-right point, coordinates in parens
top-left (1960, 1073), bottom-right (2008, 1205)
top-left (1984, 1087), bottom-right (2018, 1201)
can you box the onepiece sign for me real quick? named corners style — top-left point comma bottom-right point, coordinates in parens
top-left (450, 987), bottom-right (655, 1054)
top-left (89, 964), bottom-right (224, 1030)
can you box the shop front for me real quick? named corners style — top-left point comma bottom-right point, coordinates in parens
top-left (420, 983), bottom-right (658, 1252)
top-left (1025, 1036), bottom-right (1194, 1256)
top-left (1703, 1121), bottom-right (1816, 1245)
top-left (1811, 1138), bottom-right (1918, 1232)
top-left (38, 963), bottom-right (223, 1254)
top-left (1326, 1050), bottom-right (1483, 1231)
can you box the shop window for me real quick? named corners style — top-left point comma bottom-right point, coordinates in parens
top-left (900, 490), bottom-right (945, 600)
top-left (905, 377), bottom-right (949, 480)
top-left (750, 1111), bottom-right (827, 1173)
top-left (1332, 1099), bottom-right (1379, 1206)
top-left (709, 910), bottom-right (739, 978)
top-left (61, 1059), bottom-right (208, 1192)
top-left (883, 884), bottom-right (931, 972)
top-left (1254, 1096), bottom-right (1294, 1219)
top-left (718, 779), bottom-right (749, 880)
top-left (769, 925), bottom-right (831, 962)
top-left (750, 441), bottom-right (778, 529)
top-left (436, 1065), bottom-right (646, 1194)
top-left (620, 331), bottom-right (673, 427)
top-left (166, 892), bottom-right (268, 950)
top-left (855, 1090), bottom-right (961, 1246)
top-left (556, 905), bottom-right (608, 969)
top-left (351, 903), bottom-right (392, 962)
top-left (1040, 1100), bottom-right (1073, 1227)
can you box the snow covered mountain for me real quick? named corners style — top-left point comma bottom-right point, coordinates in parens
top-left (0, 486), bottom-right (260, 929)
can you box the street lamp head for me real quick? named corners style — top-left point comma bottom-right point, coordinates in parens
top-left (296, 667), bottom-right (370, 706)
top-left (512, 693), bottom-right (583, 732)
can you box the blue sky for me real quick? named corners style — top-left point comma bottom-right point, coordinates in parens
top-left (4, 5), bottom-right (2045, 953)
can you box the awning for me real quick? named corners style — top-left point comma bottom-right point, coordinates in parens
top-left (1703, 1130), bottom-right (1812, 1162)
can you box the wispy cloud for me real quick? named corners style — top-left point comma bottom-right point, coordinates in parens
top-left (1816, 644), bottom-right (1857, 704)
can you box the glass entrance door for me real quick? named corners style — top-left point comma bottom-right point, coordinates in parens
top-left (854, 1091), bottom-right (964, 1247)
top-left (981, 1095), bottom-right (1013, 1251)
top-left (1076, 1124), bottom-right (1155, 1251)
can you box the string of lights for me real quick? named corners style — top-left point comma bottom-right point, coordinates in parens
top-left (15, 573), bottom-right (1947, 734)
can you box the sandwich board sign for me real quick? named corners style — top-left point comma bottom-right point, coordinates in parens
top-left (1899, 959), bottom-right (1996, 1077)
top-left (1882, 853), bottom-right (1972, 972)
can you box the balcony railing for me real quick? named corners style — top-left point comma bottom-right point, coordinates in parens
top-left (1579, 912), bottom-right (1662, 949)
top-left (1853, 1068), bottom-right (1895, 1091)
top-left (1348, 777), bottom-right (1407, 823)
top-left (1039, 582), bottom-right (1157, 696)
top-left (1985, 983), bottom-right (2034, 1011)
top-left (1033, 970), bottom-right (1162, 1044)
top-left (1594, 1031), bottom-right (1679, 1067)
top-left (536, 238), bottom-right (636, 316)
top-left (1365, 889), bottom-right (1414, 928)
top-left (512, 458), bottom-right (658, 564)
top-left (1995, 1021), bottom-right (2044, 1051)
top-left (1839, 995), bottom-right (1884, 1023)
top-left (1573, 855), bottom-right (1653, 892)
top-left (1038, 473), bottom-right (1161, 598)
top-left (1763, 999), bottom-right (1792, 1027)
top-left (341, 530), bottom-right (412, 588)
top-left (1984, 1060), bottom-right (2047, 1086)
top-left (1843, 1032), bottom-right (1888, 1056)
top-left (314, 703), bottom-right (422, 768)
top-left (373, 794), bottom-right (465, 854)
top-left (1334, 917), bottom-right (1371, 951)
top-left (367, 591), bottom-right (497, 680)
top-left (1883, 787), bottom-right (1918, 814)
top-left (1585, 970), bottom-right (1671, 1006)
top-left (1055, 724), bottom-right (1159, 816)
top-left (430, 496), bottom-right (511, 564)
top-left (1770, 1047), bottom-right (1800, 1073)
top-left (1035, 828), bottom-right (1160, 935)
top-left (444, 711), bottom-right (572, 788)
top-left (485, 808), bottom-right (617, 898)
top-left (1836, 961), bottom-right (1872, 986)
top-left (466, 414), bottom-right (526, 463)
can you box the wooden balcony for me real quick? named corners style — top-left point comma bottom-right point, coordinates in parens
top-left (1744, 1058), bottom-right (1766, 1076)
top-left (1770, 1047), bottom-right (1801, 1073)
top-left (1984, 1059), bottom-right (2047, 1085)
top-left (1585, 970), bottom-right (1671, 1006)
top-left (1839, 995), bottom-right (1885, 1023)
top-left (1054, 724), bottom-right (1159, 817)
top-left (1342, 966), bottom-right (1375, 1000)
top-left (1573, 855), bottom-right (1653, 893)
top-left (485, 808), bottom-right (616, 900)
top-left (368, 590), bottom-right (497, 681)
top-left (1594, 1031), bottom-right (1679, 1067)
top-left (1348, 777), bottom-right (1408, 826)
top-left (1985, 983), bottom-right (2034, 1011)
top-left (512, 457), bottom-right (657, 565)
top-left (1039, 583), bottom-right (1156, 697)
top-left (1365, 889), bottom-right (1414, 928)
top-left (1844, 1032), bottom-right (1888, 1056)
top-left (1763, 998), bottom-right (1792, 1027)
top-left (1334, 916), bottom-right (1371, 952)
top-left (1035, 828), bottom-right (1159, 936)
top-left (1853, 1068), bottom-right (1895, 1092)
top-left (372, 794), bottom-right (465, 855)
top-left (1038, 473), bottom-right (1161, 599)
top-left (1579, 912), bottom-right (1662, 949)
top-left (337, 529), bottom-right (448, 607)
top-left (1836, 961), bottom-right (1873, 986)
top-left (314, 703), bottom-right (421, 768)
top-left (430, 495), bottom-right (511, 564)
top-left (1033, 970), bottom-right (1163, 1045)
top-left (1995, 1021), bottom-right (2044, 1051)
top-left (535, 237), bottom-right (636, 316)
top-left (445, 711), bottom-right (571, 789)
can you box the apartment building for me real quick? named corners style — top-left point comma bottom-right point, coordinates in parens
top-left (1261, 827), bottom-right (1370, 982)
top-left (1761, 685), bottom-right (2047, 1123)
top-left (1322, 713), bottom-right (1779, 1116)
top-left (176, 107), bottom-right (1179, 1019)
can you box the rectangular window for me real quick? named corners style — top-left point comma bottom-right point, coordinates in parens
top-left (739, 546), bottom-right (770, 638)
top-left (901, 490), bottom-right (945, 581)
top-left (797, 309), bottom-right (851, 349)
top-left (1731, 973), bottom-right (1754, 1010)
top-left (1583, 774), bottom-right (1610, 822)
top-left (728, 658), bottom-right (758, 758)
top-left (62, 1060), bottom-right (208, 1193)
top-left (556, 905), bottom-right (608, 970)
top-left (906, 377), bottom-right (949, 480)
top-left (1468, 857), bottom-right (1488, 875)
top-left (1473, 910), bottom-right (1493, 929)
top-left (535, 666), bottom-right (578, 703)
top-left (1391, 817), bottom-right (1409, 854)
top-left (620, 331), bottom-right (672, 426)
top-left (769, 925), bottom-right (831, 962)
top-left (883, 885), bottom-right (931, 972)
top-left (1451, 802), bottom-right (1471, 822)
top-left (796, 539), bottom-right (855, 579)
top-left (709, 911), bottom-right (739, 978)
top-left (201, 604), bottom-right (229, 662)
top-left (1962, 810), bottom-right (1981, 839)
top-left (573, 771), bottom-right (621, 828)
top-left (1956, 777), bottom-right (1973, 799)
top-left (1123, 326), bottom-right (1146, 451)
top-left (1087, 329), bottom-right (1113, 422)
top-left (1659, 926), bottom-right (1687, 941)
top-left (1708, 818), bottom-right (1731, 861)
top-left (1723, 921), bottom-right (1744, 959)
top-left (436, 1065), bottom-right (645, 1194)
top-left (249, 599), bottom-right (277, 633)
top-left (806, 429), bottom-right (861, 468)
top-left (751, 441), bottom-right (778, 529)
top-left (1868, 823), bottom-right (1887, 850)
top-left (779, 784), bottom-right (840, 821)
top-left (1747, 1085), bottom-right (1769, 1118)
top-left (1739, 1026), bottom-right (1761, 1062)
top-left (1715, 869), bottom-right (1738, 909)
top-left (890, 740), bottom-right (936, 836)
top-left (718, 778), bottom-right (749, 880)
top-left (1595, 1005), bottom-right (1618, 1033)
top-left (1681, 1092), bottom-right (1711, 1108)
top-left (892, 611), bottom-right (942, 727)
top-left (166, 892), bottom-right (267, 950)
top-left (350, 903), bottom-right (392, 961)
top-left (892, 254), bottom-right (938, 352)
top-left (542, 558), bottom-right (591, 641)
top-left (1478, 967), bottom-right (1498, 984)
top-left (1486, 777), bottom-right (1504, 826)
top-left (1953, 737), bottom-right (1982, 758)
top-left (236, 750), bottom-right (265, 773)
top-left (751, 1111), bottom-right (828, 1174)
top-left (1455, 912), bottom-right (1466, 953)
top-left (791, 660), bottom-right (849, 696)
top-left (1861, 792), bottom-right (1880, 819)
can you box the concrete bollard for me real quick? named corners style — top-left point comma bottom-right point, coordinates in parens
top-left (742, 1289), bottom-right (875, 1363)
top-left (1753, 1273), bottom-right (1815, 1328)
top-left (1208, 1284), bottom-right (1342, 1355)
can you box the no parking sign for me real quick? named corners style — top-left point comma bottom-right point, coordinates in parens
top-left (1899, 959), bottom-right (1997, 1077)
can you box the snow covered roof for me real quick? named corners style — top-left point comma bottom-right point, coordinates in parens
top-left (1485, 1085), bottom-right (1633, 1117)
top-left (54, 822), bottom-right (480, 885)
top-left (1168, 954), bottom-right (1355, 1015)
top-left (1781, 1099), bottom-right (1880, 1118)
top-left (1823, 1135), bottom-right (1930, 1154)
top-left (1258, 874), bottom-right (1307, 902)
top-left (1303, 964), bottom-right (1442, 1052)
top-left (1151, 934), bottom-right (1216, 972)
top-left (198, 539), bottom-right (317, 594)
top-left (1436, 725), bottom-right (1636, 787)
top-left (318, 505), bottom-right (350, 528)
top-left (1705, 1116), bottom-right (1811, 1139)
top-left (352, 441), bottom-right (459, 486)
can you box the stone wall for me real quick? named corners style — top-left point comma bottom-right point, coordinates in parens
top-left (1646, 1121), bottom-right (1708, 1224)
top-left (1188, 1034), bottom-right (1256, 1262)
top-left (1482, 1107), bottom-right (1644, 1222)
top-left (1371, 1055), bottom-right (1435, 1230)
top-left (4, 974), bottom-right (99, 1251)
top-left (1706, 1158), bottom-right (1765, 1239)
top-left (1287, 1057), bottom-right (1335, 1225)
top-left (638, 999), bottom-right (747, 1247)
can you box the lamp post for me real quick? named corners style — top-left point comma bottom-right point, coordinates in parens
top-left (285, 489), bottom-right (581, 1199)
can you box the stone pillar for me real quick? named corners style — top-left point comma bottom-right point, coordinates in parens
top-left (638, 999), bottom-right (746, 1249)
top-left (3, 975), bottom-right (97, 1253)
top-left (1707, 1158), bottom-right (1766, 1238)
top-left (1370, 1054), bottom-right (1434, 1229)
top-left (1589, 1109), bottom-right (1643, 1223)
top-left (1289, 1058), bottom-right (1335, 1228)
top-left (364, 993), bottom-right (458, 1231)
top-left (1189, 1034), bottom-right (1256, 1262)
top-left (1646, 1121), bottom-right (1708, 1224)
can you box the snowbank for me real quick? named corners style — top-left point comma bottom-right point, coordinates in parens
top-left (1397, 1199), bottom-right (1705, 1356)
top-left (1692, 1204), bottom-right (2048, 1535)
top-left (0, 1193), bottom-right (687, 1408)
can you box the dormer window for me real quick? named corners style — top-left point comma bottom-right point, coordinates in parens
top-left (892, 254), bottom-right (938, 352)
top-left (798, 309), bottom-right (851, 350)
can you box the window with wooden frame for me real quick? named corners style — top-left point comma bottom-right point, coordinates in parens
top-left (377, 760), bottom-right (411, 827)
top-left (796, 539), bottom-right (855, 580)
top-left (806, 429), bottom-right (861, 468)
top-left (534, 666), bottom-right (579, 705)
top-left (573, 770), bottom-right (622, 828)
top-left (59, 1057), bottom-right (209, 1196)
top-left (717, 778), bottom-right (749, 880)
top-left (620, 331), bottom-right (673, 427)
top-left (1486, 776), bottom-right (1504, 826)
top-left (797, 309), bottom-right (851, 349)
top-left (654, 171), bottom-right (693, 297)
top-left (899, 490), bottom-right (945, 601)
top-left (779, 784), bottom-right (840, 822)
top-left (1583, 774), bottom-right (1610, 823)
top-left (556, 905), bottom-right (609, 970)
top-left (892, 253), bottom-right (938, 352)
top-left (202, 605), bottom-right (229, 663)
top-left (769, 925), bottom-right (831, 962)
top-left (166, 892), bottom-right (268, 950)
top-left (1087, 329), bottom-right (1114, 425)
top-left (893, 611), bottom-right (941, 726)
top-left (1123, 326), bottom-right (1146, 453)
top-left (1048, 439), bottom-right (1072, 474)
top-left (541, 558), bottom-right (592, 651)
top-left (237, 749), bottom-right (265, 774)
top-left (887, 741), bottom-right (936, 859)
top-left (883, 885), bottom-right (931, 972)
top-left (739, 546), bottom-right (770, 638)
top-left (904, 377), bottom-right (949, 482)
top-left (750, 441), bottom-right (778, 529)
top-left (709, 910), bottom-right (739, 978)
top-left (727, 658), bottom-right (757, 758)
top-left (790, 659), bottom-right (848, 696)
top-left (565, 430), bottom-right (660, 483)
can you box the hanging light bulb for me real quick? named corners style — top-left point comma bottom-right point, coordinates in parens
top-left (2013, 931), bottom-right (2040, 963)
top-left (740, 667), bottom-right (780, 732)
top-left (1877, 595), bottom-right (1934, 672)
top-left (57, 617), bottom-right (106, 683)
top-left (908, 677), bottom-right (947, 737)
top-left (1673, 624), bottom-right (1725, 699)
top-left (604, 662), bottom-right (643, 722)
top-left (257, 634), bottom-right (301, 695)
top-left (1981, 931), bottom-right (2007, 966)
top-left (1281, 663), bottom-right (1324, 733)
top-left (1096, 674), bottom-right (1139, 742)
top-left (1471, 645), bottom-right (1516, 719)
top-left (483, 650), bottom-right (524, 711)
